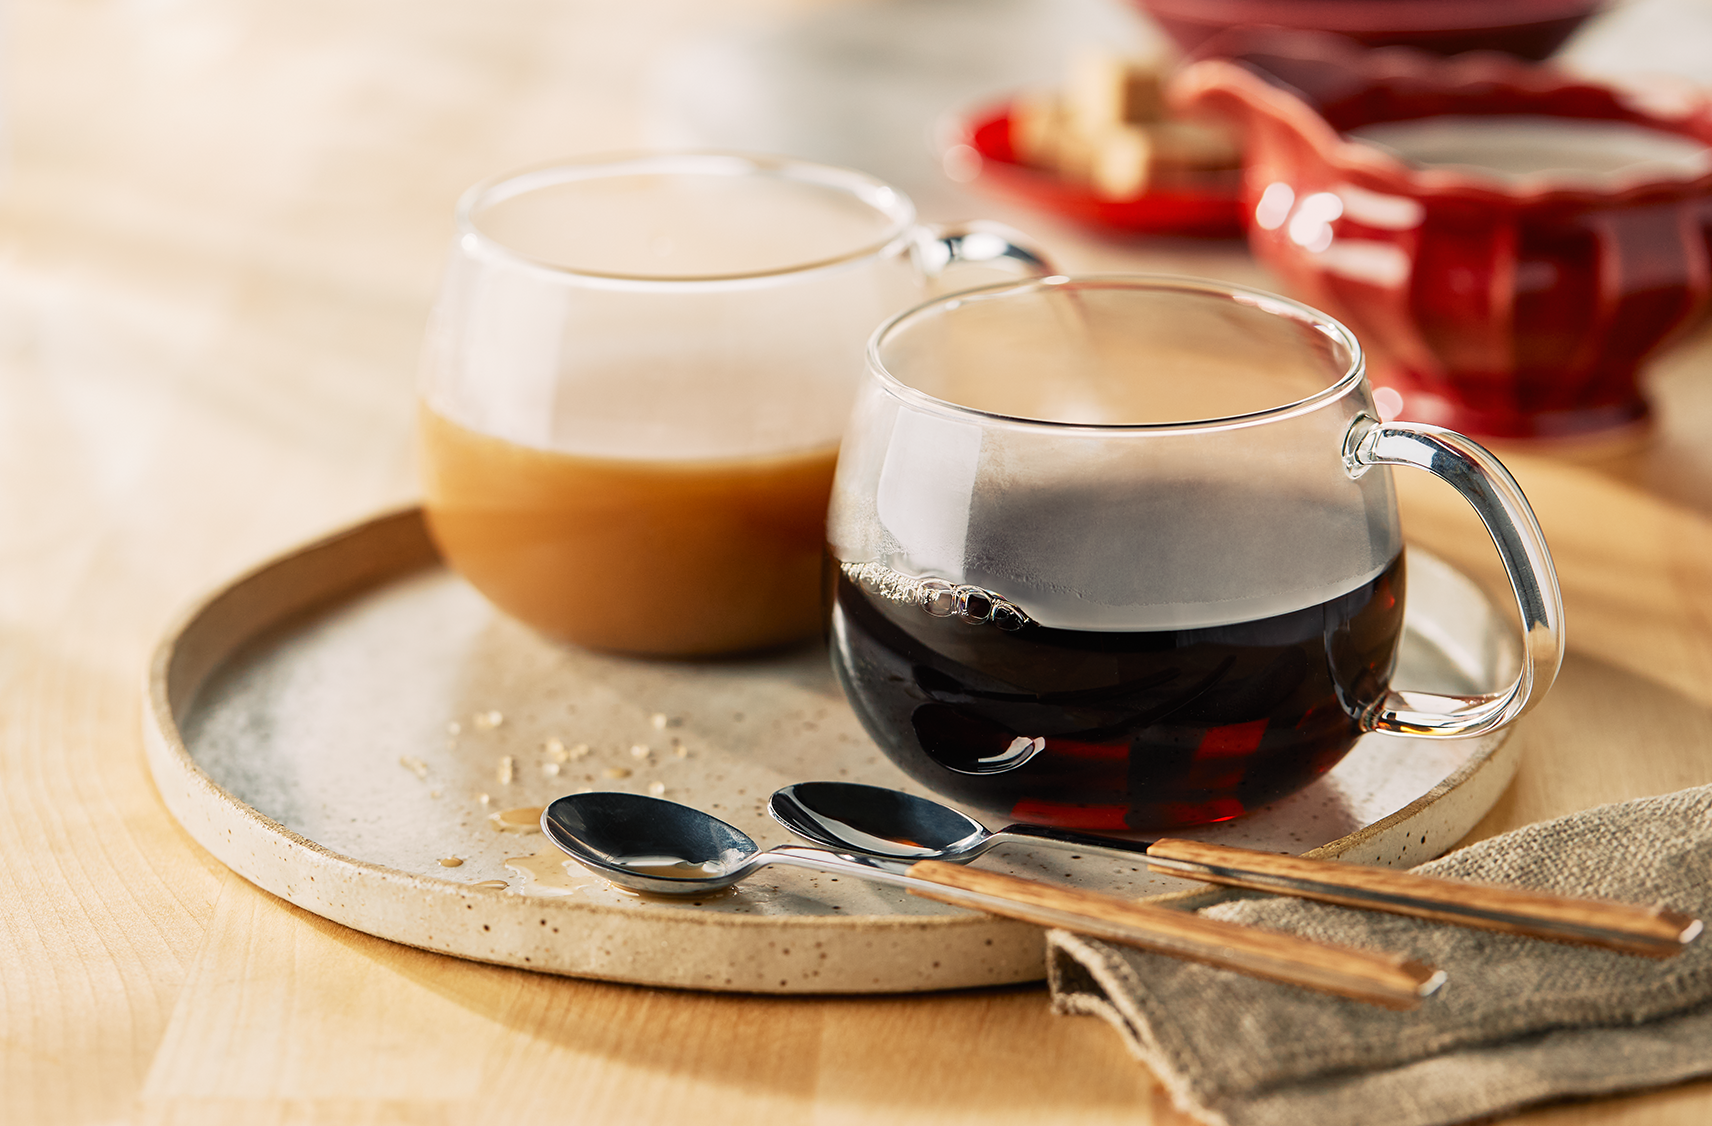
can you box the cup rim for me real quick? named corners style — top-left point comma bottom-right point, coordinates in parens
top-left (865, 274), bottom-right (1367, 434)
top-left (454, 151), bottom-right (919, 285)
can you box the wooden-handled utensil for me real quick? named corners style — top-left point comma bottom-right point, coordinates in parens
top-left (1144, 839), bottom-right (1702, 957)
top-left (905, 860), bottom-right (1443, 1008)
top-left (771, 782), bottom-right (1702, 957)
top-left (544, 791), bottom-right (1445, 1008)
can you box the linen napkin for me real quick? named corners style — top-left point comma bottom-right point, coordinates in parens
top-left (1047, 784), bottom-right (1712, 1126)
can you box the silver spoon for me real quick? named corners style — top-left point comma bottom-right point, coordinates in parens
top-left (768, 781), bottom-right (1702, 957)
top-left (540, 791), bottom-right (1442, 1007)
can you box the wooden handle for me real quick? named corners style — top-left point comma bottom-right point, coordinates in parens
top-left (904, 859), bottom-right (1443, 1009)
top-left (1145, 839), bottom-right (1703, 957)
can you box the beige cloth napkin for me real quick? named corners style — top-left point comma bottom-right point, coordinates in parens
top-left (1047, 784), bottom-right (1712, 1126)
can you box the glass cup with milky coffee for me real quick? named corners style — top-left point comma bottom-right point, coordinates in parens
top-left (418, 152), bottom-right (1044, 656)
top-left (826, 275), bottom-right (1564, 830)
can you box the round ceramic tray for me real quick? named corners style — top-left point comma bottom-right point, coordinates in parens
top-left (143, 508), bottom-right (1520, 993)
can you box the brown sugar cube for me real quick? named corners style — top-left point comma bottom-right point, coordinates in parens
top-left (1090, 120), bottom-right (1243, 200)
top-left (1149, 120), bottom-right (1242, 170)
top-left (1090, 124), bottom-right (1153, 200)
top-left (1011, 88), bottom-right (1066, 169)
top-left (1052, 127), bottom-right (1100, 184)
top-left (1065, 51), bottom-right (1165, 135)
top-left (1014, 90), bottom-right (1097, 182)
top-left (1123, 69), bottom-right (1166, 124)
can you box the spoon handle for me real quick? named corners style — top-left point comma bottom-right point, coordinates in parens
top-left (995, 823), bottom-right (1156, 855)
top-left (1144, 839), bottom-right (1702, 957)
top-left (900, 859), bottom-right (1443, 1009)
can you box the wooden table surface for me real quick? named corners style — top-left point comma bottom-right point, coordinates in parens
top-left (6, 1), bottom-right (1712, 1123)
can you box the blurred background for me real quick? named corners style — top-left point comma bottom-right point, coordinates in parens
top-left (7, 0), bottom-right (1712, 616)
top-left (0, 0), bottom-right (1708, 683)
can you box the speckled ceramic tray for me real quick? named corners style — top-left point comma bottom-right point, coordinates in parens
top-left (143, 508), bottom-right (1520, 993)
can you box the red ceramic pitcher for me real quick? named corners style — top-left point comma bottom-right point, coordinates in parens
top-left (1173, 35), bottom-right (1712, 439)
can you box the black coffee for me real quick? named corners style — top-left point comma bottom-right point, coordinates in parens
top-left (827, 552), bottom-right (1406, 830)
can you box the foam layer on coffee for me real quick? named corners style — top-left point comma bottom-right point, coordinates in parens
top-left (1348, 115), bottom-right (1711, 183)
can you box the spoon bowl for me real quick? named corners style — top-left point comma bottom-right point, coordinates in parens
top-left (769, 780), bottom-right (1153, 863)
top-left (770, 781), bottom-right (993, 859)
top-left (541, 791), bottom-right (763, 895)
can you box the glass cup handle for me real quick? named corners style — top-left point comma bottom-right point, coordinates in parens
top-left (914, 220), bottom-right (1052, 278)
top-left (1344, 415), bottom-right (1565, 738)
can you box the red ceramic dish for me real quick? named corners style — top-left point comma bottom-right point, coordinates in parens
top-left (945, 104), bottom-right (1246, 239)
top-left (1138, 0), bottom-right (1603, 60)
top-left (1173, 37), bottom-right (1712, 439)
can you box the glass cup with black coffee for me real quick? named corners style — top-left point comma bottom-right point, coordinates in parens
top-left (826, 276), bottom-right (1563, 830)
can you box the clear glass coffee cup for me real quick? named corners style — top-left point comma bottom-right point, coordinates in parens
top-left (417, 152), bottom-right (1043, 656)
top-left (827, 275), bottom-right (1563, 830)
